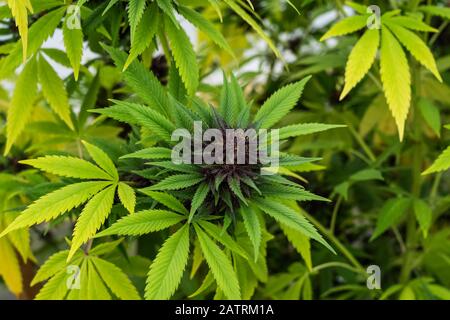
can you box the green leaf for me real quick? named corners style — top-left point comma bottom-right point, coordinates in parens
top-left (121, 147), bottom-right (173, 160)
top-left (89, 239), bottom-right (123, 256)
top-left (35, 269), bottom-right (69, 300)
top-left (96, 210), bottom-right (185, 237)
top-left (95, 101), bottom-right (175, 142)
top-left (278, 123), bottom-right (346, 140)
top-left (384, 16), bottom-right (438, 33)
top-left (387, 23), bottom-right (442, 82)
top-left (321, 15), bottom-right (368, 41)
top-left (31, 250), bottom-right (70, 286)
top-left (413, 199), bottom-right (432, 238)
top-left (239, 205), bottom-right (261, 261)
top-left (4, 57), bottom-right (38, 155)
top-left (0, 181), bottom-right (112, 237)
top-left (148, 174), bottom-right (204, 191)
top-left (145, 161), bottom-right (200, 174)
top-left (86, 259), bottom-right (111, 300)
top-left (197, 220), bottom-right (249, 260)
top-left (156, 0), bottom-right (178, 27)
top-left (145, 225), bottom-right (190, 300)
top-left (118, 182), bottom-right (136, 214)
top-left (223, 0), bottom-right (281, 57)
top-left (125, 3), bottom-right (159, 70)
top-left (178, 5), bottom-right (234, 56)
top-left (371, 197), bottom-right (411, 241)
top-left (20, 156), bottom-right (113, 180)
top-left (128, 0), bottom-right (146, 41)
top-left (68, 185), bottom-right (116, 261)
top-left (103, 0), bottom-right (120, 15)
top-left (418, 98), bottom-right (441, 137)
top-left (102, 45), bottom-right (171, 117)
top-left (346, 1), bottom-right (367, 14)
top-left (219, 73), bottom-right (246, 126)
top-left (0, 6), bottom-right (66, 78)
top-left (260, 183), bottom-right (329, 202)
top-left (194, 224), bottom-right (241, 299)
top-left (254, 76), bottom-right (310, 129)
top-left (91, 257), bottom-right (141, 300)
top-left (206, 0), bottom-right (222, 21)
top-left (63, 12), bottom-right (83, 80)
top-left (280, 223), bottom-right (312, 271)
top-left (82, 141), bottom-right (118, 181)
top-left (140, 190), bottom-right (189, 215)
top-left (419, 5), bottom-right (450, 20)
top-left (340, 29), bottom-right (380, 100)
top-left (7, 0), bottom-right (32, 61)
top-left (254, 197), bottom-right (334, 253)
top-left (423, 146), bottom-right (450, 175)
top-left (164, 15), bottom-right (199, 96)
top-left (189, 182), bottom-right (210, 222)
top-left (380, 26), bottom-right (411, 141)
top-left (228, 177), bottom-right (248, 205)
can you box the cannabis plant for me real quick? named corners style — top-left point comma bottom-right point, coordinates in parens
top-left (1, 38), bottom-right (345, 297)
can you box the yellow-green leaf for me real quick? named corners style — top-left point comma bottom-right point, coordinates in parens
top-left (321, 15), bottom-right (368, 41)
top-left (341, 29), bottom-right (380, 100)
top-left (145, 225), bottom-right (190, 300)
top-left (63, 12), bottom-right (83, 80)
top-left (38, 55), bottom-right (74, 130)
top-left (82, 141), bottom-right (118, 181)
top-left (423, 146), bottom-right (450, 175)
top-left (387, 22), bottom-right (442, 82)
top-left (0, 236), bottom-right (22, 296)
top-left (7, 0), bottom-right (33, 62)
top-left (4, 56), bottom-right (38, 155)
top-left (380, 27), bottom-right (411, 141)
top-left (68, 185), bottom-right (116, 261)
top-left (118, 182), bottom-right (136, 214)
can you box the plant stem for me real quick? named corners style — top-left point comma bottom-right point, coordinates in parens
top-left (399, 61), bottom-right (422, 284)
top-left (330, 195), bottom-right (342, 234)
top-left (302, 210), bottom-right (365, 273)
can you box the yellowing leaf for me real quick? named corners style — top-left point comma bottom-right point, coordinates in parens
top-left (4, 56), bottom-right (38, 155)
top-left (341, 29), bottom-right (380, 100)
top-left (387, 22), bottom-right (442, 82)
top-left (321, 15), bottom-right (368, 41)
top-left (7, 0), bottom-right (33, 62)
top-left (63, 13), bottom-right (83, 80)
top-left (0, 235), bottom-right (22, 296)
top-left (38, 55), bottom-right (74, 129)
top-left (0, 7), bottom-right (66, 79)
top-left (380, 27), bottom-right (411, 141)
